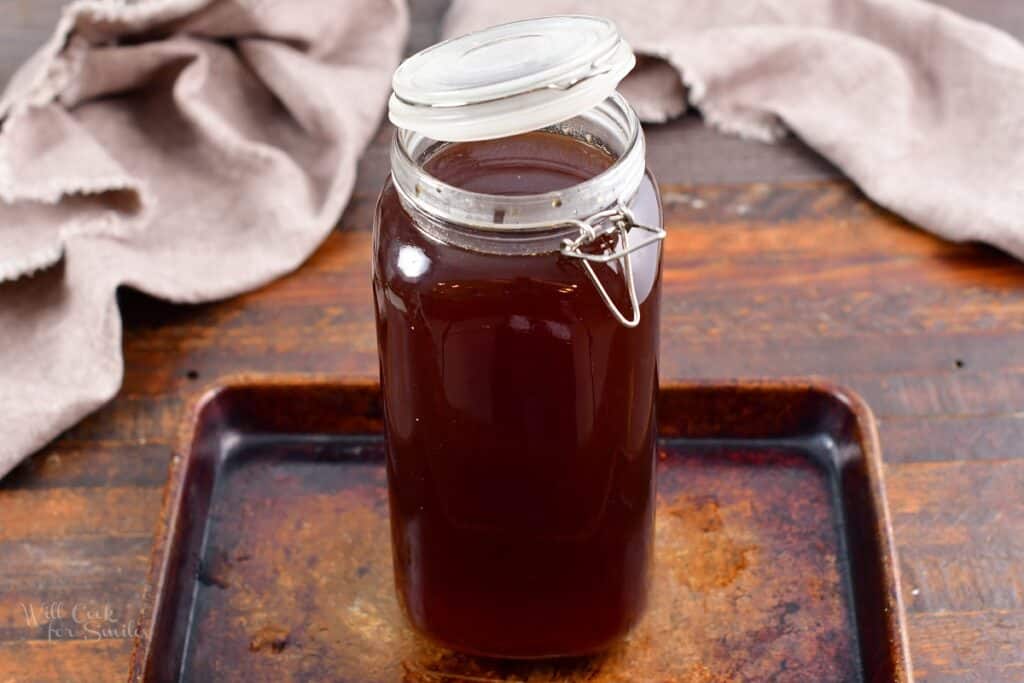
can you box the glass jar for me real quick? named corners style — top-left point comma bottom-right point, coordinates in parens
top-left (373, 16), bottom-right (664, 659)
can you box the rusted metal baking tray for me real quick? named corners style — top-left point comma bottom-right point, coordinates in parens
top-left (130, 377), bottom-right (911, 682)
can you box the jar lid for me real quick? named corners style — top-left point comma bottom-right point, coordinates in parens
top-left (388, 15), bottom-right (636, 142)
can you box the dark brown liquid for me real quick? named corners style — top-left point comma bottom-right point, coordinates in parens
top-left (373, 131), bottom-right (662, 658)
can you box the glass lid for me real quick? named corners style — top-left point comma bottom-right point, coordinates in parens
top-left (388, 15), bottom-right (636, 142)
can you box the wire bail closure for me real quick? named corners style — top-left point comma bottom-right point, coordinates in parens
top-left (560, 202), bottom-right (666, 328)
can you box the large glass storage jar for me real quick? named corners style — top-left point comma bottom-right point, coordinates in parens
top-left (373, 16), bottom-right (664, 659)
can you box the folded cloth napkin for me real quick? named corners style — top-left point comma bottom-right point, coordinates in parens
top-left (447, 0), bottom-right (1024, 257)
top-left (0, 0), bottom-right (407, 478)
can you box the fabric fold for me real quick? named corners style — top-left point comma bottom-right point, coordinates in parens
top-left (0, 0), bottom-right (408, 477)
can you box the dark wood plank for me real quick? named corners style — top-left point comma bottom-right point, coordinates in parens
top-left (0, 486), bottom-right (160, 543)
top-left (880, 414), bottom-right (1024, 463)
top-left (0, 443), bottom-right (171, 490)
top-left (0, 536), bottom-right (153, 643)
top-left (887, 460), bottom-right (1024, 615)
top-left (0, 640), bottom-right (130, 683)
top-left (909, 610), bottom-right (1024, 682)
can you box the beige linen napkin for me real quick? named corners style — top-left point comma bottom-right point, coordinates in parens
top-left (447, 0), bottom-right (1024, 258)
top-left (0, 0), bottom-right (407, 477)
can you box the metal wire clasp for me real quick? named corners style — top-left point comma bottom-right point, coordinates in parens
top-left (560, 202), bottom-right (666, 328)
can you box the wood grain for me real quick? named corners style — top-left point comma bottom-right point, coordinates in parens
top-left (0, 640), bottom-right (130, 683)
top-left (1, 0), bottom-right (1024, 681)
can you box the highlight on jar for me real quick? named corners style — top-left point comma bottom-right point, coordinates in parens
top-left (374, 16), bottom-right (665, 659)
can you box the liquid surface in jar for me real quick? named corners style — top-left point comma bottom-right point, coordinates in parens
top-left (374, 131), bottom-right (662, 658)
top-left (423, 131), bottom-right (615, 194)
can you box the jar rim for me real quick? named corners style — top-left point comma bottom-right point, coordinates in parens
top-left (390, 91), bottom-right (646, 235)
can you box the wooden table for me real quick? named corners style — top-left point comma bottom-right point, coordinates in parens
top-left (2, 1), bottom-right (1023, 681)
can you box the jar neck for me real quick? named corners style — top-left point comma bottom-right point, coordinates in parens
top-left (390, 91), bottom-right (646, 255)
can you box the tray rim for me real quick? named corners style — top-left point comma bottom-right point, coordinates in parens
top-left (127, 373), bottom-right (912, 682)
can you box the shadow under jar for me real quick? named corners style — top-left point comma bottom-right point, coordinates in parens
top-left (373, 16), bottom-right (664, 659)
